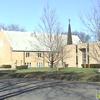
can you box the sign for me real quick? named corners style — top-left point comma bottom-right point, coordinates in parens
top-left (96, 91), bottom-right (100, 100)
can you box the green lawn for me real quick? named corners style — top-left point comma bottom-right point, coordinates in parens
top-left (16, 67), bottom-right (99, 73)
top-left (16, 67), bottom-right (56, 73)
top-left (59, 67), bottom-right (99, 73)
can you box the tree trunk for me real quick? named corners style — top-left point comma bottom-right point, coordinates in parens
top-left (50, 62), bottom-right (53, 73)
top-left (50, 55), bottom-right (54, 73)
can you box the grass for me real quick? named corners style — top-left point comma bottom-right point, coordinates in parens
top-left (15, 67), bottom-right (99, 73)
top-left (59, 67), bottom-right (99, 73)
top-left (16, 67), bottom-right (56, 73)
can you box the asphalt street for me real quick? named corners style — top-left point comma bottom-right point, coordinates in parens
top-left (0, 79), bottom-right (99, 100)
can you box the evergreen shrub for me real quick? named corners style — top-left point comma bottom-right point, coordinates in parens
top-left (2, 65), bottom-right (12, 68)
top-left (16, 65), bottom-right (28, 69)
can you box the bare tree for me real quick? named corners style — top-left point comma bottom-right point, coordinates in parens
top-left (33, 4), bottom-right (71, 72)
top-left (80, 0), bottom-right (100, 41)
top-left (88, 42), bottom-right (100, 64)
top-left (0, 23), bottom-right (26, 31)
top-left (73, 31), bottom-right (91, 43)
top-left (79, 0), bottom-right (100, 63)
top-left (0, 23), bottom-right (7, 30)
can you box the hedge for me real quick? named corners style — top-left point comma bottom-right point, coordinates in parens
top-left (16, 65), bottom-right (28, 69)
top-left (81, 64), bottom-right (100, 68)
top-left (90, 64), bottom-right (100, 68)
top-left (81, 64), bottom-right (89, 68)
top-left (2, 65), bottom-right (12, 68)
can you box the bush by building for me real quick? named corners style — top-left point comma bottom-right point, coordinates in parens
top-left (16, 65), bottom-right (28, 69)
top-left (81, 64), bottom-right (100, 68)
top-left (2, 65), bottom-right (12, 68)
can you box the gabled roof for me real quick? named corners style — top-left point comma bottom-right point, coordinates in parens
top-left (3, 30), bottom-right (82, 51)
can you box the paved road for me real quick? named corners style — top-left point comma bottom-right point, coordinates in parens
top-left (0, 79), bottom-right (100, 100)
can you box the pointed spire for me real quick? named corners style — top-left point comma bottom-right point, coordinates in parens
top-left (69, 19), bottom-right (70, 24)
top-left (67, 19), bottom-right (72, 44)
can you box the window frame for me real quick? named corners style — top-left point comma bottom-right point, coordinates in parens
top-left (37, 53), bottom-right (41, 58)
top-left (37, 62), bottom-right (43, 67)
top-left (26, 52), bottom-right (30, 57)
top-left (25, 62), bottom-right (31, 67)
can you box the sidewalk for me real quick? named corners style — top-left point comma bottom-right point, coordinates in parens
top-left (0, 68), bottom-right (16, 70)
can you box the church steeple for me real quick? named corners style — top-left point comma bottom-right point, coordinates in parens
top-left (67, 19), bottom-right (72, 44)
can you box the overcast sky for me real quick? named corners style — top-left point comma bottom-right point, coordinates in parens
top-left (0, 0), bottom-right (97, 32)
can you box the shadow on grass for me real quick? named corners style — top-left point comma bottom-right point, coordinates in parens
top-left (87, 74), bottom-right (100, 82)
top-left (0, 71), bottom-right (99, 82)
